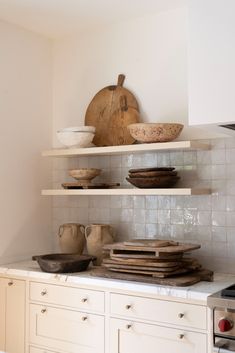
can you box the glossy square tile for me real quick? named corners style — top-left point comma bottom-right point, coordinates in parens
top-left (52, 137), bottom-right (235, 273)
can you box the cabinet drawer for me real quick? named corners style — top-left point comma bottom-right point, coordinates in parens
top-left (110, 293), bottom-right (207, 330)
top-left (30, 347), bottom-right (59, 353)
top-left (30, 304), bottom-right (104, 353)
top-left (30, 281), bottom-right (104, 313)
top-left (110, 318), bottom-right (207, 353)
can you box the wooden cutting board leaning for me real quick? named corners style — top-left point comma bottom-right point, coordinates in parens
top-left (85, 74), bottom-right (140, 146)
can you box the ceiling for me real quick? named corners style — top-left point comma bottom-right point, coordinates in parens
top-left (0, 0), bottom-right (186, 38)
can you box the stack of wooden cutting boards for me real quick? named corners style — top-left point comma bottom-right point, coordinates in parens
top-left (101, 239), bottom-right (213, 286)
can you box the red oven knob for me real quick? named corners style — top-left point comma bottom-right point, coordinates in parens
top-left (218, 318), bottom-right (233, 332)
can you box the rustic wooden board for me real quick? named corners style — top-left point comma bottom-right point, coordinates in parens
top-left (108, 96), bottom-right (140, 146)
top-left (110, 252), bottom-right (184, 260)
top-left (106, 266), bottom-right (194, 278)
top-left (103, 263), bottom-right (181, 273)
top-left (123, 239), bottom-right (178, 247)
top-left (85, 74), bottom-right (139, 146)
top-left (102, 257), bottom-right (182, 268)
top-left (87, 267), bottom-right (214, 287)
top-left (103, 242), bottom-right (201, 256)
top-left (103, 257), bottom-right (200, 271)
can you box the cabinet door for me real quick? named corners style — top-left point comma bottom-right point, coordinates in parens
top-left (110, 318), bottom-right (207, 353)
top-left (188, 0), bottom-right (235, 128)
top-left (0, 278), bottom-right (25, 353)
top-left (30, 304), bottom-right (104, 353)
top-left (5, 278), bottom-right (25, 353)
top-left (0, 278), bottom-right (6, 351)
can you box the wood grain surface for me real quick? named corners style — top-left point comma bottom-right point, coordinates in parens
top-left (103, 242), bottom-right (201, 255)
top-left (87, 267), bottom-right (214, 287)
top-left (85, 74), bottom-right (140, 146)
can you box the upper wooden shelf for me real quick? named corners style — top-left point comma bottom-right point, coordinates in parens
top-left (42, 141), bottom-right (210, 158)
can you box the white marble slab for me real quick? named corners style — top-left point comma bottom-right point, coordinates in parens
top-left (1, 260), bottom-right (235, 302)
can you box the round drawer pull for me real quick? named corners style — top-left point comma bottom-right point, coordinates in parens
top-left (82, 316), bottom-right (88, 321)
top-left (178, 334), bottom-right (184, 340)
top-left (41, 290), bottom-right (47, 296)
top-left (178, 313), bottom-right (184, 318)
top-left (126, 324), bottom-right (132, 329)
top-left (125, 304), bottom-right (132, 310)
top-left (41, 308), bottom-right (47, 314)
top-left (8, 281), bottom-right (13, 286)
top-left (81, 298), bottom-right (88, 303)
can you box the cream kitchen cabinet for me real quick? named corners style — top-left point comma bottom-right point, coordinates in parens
top-left (0, 277), bottom-right (25, 353)
top-left (188, 0), bottom-right (235, 132)
top-left (109, 292), bottom-right (208, 353)
top-left (27, 279), bottom-right (208, 353)
top-left (29, 281), bottom-right (105, 353)
top-left (29, 304), bottom-right (104, 353)
top-left (110, 318), bottom-right (207, 353)
top-left (29, 281), bottom-right (105, 313)
top-left (110, 293), bottom-right (207, 330)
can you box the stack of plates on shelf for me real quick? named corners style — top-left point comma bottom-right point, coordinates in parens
top-left (126, 167), bottom-right (180, 188)
top-left (100, 239), bottom-right (213, 286)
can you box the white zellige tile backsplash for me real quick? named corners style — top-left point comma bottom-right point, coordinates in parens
top-left (52, 138), bottom-right (235, 274)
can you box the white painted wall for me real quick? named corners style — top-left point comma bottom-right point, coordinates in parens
top-left (188, 0), bottom-right (235, 129)
top-left (53, 7), bottom-right (220, 144)
top-left (0, 20), bottom-right (53, 263)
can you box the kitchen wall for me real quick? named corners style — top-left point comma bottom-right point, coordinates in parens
top-left (53, 6), bottom-right (221, 143)
top-left (0, 20), bottom-right (53, 263)
top-left (52, 137), bottom-right (235, 273)
top-left (50, 6), bottom-right (235, 273)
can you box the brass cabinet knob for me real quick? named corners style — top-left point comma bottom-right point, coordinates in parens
top-left (178, 313), bottom-right (184, 318)
top-left (41, 308), bottom-right (47, 314)
top-left (8, 281), bottom-right (13, 286)
top-left (82, 316), bottom-right (88, 321)
top-left (125, 304), bottom-right (132, 310)
top-left (81, 298), bottom-right (88, 303)
top-left (41, 289), bottom-right (47, 296)
top-left (178, 334), bottom-right (184, 339)
top-left (126, 324), bottom-right (132, 329)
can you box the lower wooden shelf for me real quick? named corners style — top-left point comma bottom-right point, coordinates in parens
top-left (41, 188), bottom-right (211, 196)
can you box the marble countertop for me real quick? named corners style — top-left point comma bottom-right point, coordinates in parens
top-left (0, 260), bottom-right (235, 302)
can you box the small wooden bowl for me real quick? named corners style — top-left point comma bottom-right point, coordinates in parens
top-left (69, 168), bottom-right (101, 185)
top-left (128, 123), bottom-right (184, 143)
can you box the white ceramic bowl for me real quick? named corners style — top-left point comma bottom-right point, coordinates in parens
top-left (59, 126), bottom-right (96, 133)
top-left (57, 131), bottom-right (95, 148)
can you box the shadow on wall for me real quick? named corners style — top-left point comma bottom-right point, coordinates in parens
top-left (0, 198), bottom-right (53, 265)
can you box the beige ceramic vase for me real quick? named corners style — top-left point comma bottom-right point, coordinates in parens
top-left (58, 223), bottom-right (85, 254)
top-left (85, 224), bottom-right (115, 265)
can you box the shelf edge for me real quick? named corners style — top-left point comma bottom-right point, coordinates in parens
top-left (42, 140), bottom-right (210, 157)
top-left (41, 188), bottom-right (211, 196)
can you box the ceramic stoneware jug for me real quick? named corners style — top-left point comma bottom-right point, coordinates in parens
top-left (85, 224), bottom-right (115, 265)
top-left (58, 223), bottom-right (85, 254)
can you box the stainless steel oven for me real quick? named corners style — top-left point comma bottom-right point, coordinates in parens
top-left (208, 285), bottom-right (235, 352)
